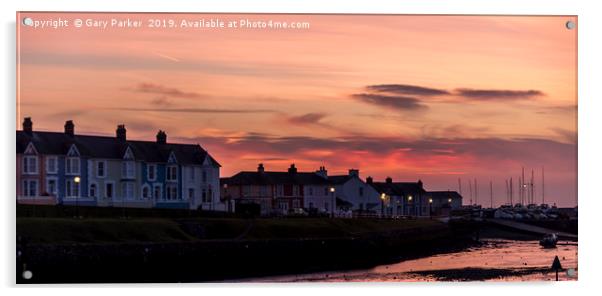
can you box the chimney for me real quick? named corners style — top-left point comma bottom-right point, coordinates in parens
top-left (418, 179), bottom-right (423, 189)
top-left (315, 166), bottom-right (328, 179)
top-left (288, 163), bottom-right (297, 174)
top-left (348, 169), bottom-right (359, 178)
top-left (386, 177), bottom-right (393, 184)
top-left (156, 130), bottom-right (167, 144)
top-left (366, 176), bottom-right (373, 184)
top-left (258, 163), bottom-right (265, 173)
top-left (116, 124), bottom-right (127, 141)
top-left (23, 117), bottom-right (33, 134)
top-left (64, 120), bottom-right (75, 137)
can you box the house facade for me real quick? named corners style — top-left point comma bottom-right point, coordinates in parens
top-left (425, 191), bottom-right (463, 216)
top-left (221, 164), bottom-right (334, 216)
top-left (16, 118), bottom-right (224, 211)
top-left (325, 168), bottom-right (381, 213)
top-left (368, 177), bottom-right (429, 217)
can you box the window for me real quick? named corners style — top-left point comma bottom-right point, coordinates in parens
top-left (359, 187), bottom-right (364, 197)
top-left (309, 202), bottom-right (314, 209)
top-left (22, 180), bottom-right (38, 197)
top-left (46, 178), bottom-right (57, 196)
top-left (324, 187), bottom-right (329, 196)
top-left (65, 179), bottom-right (80, 198)
top-left (105, 183), bottom-right (114, 199)
top-left (122, 161), bottom-right (135, 179)
top-left (166, 165), bottom-right (177, 181)
top-left (189, 167), bottom-right (195, 181)
top-left (142, 185), bottom-right (151, 199)
top-left (22, 156), bottom-right (38, 174)
top-left (153, 185), bottom-right (162, 200)
top-left (309, 187), bottom-right (313, 196)
top-left (292, 200), bottom-right (300, 208)
top-left (166, 185), bottom-right (178, 200)
top-left (46, 157), bottom-right (57, 174)
top-left (96, 161), bottom-right (106, 178)
top-left (278, 201), bottom-right (289, 211)
top-left (202, 170), bottom-right (207, 183)
top-left (147, 164), bottom-right (156, 181)
top-left (89, 183), bottom-right (97, 198)
top-left (65, 157), bottom-right (80, 175)
top-left (122, 182), bottom-right (134, 200)
top-left (325, 202), bottom-right (329, 211)
top-left (188, 188), bottom-right (194, 200)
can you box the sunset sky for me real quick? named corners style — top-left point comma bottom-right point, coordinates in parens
top-left (17, 13), bottom-right (577, 207)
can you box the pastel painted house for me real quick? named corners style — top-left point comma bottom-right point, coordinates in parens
top-left (16, 118), bottom-right (224, 210)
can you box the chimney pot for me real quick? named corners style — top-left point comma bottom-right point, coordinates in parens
top-left (23, 117), bottom-right (33, 134)
top-left (366, 176), bottom-right (373, 184)
top-left (64, 120), bottom-right (75, 137)
top-left (258, 163), bottom-right (265, 173)
top-left (349, 169), bottom-right (359, 177)
top-left (386, 177), bottom-right (393, 184)
top-left (116, 124), bottom-right (127, 141)
top-left (156, 130), bottom-right (167, 144)
top-left (288, 163), bottom-right (297, 174)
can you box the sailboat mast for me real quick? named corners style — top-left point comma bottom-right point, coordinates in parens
top-left (542, 166), bottom-right (545, 205)
top-left (490, 180), bottom-right (493, 208)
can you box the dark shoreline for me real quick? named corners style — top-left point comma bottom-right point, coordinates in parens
top-left (17, 220), bottom-right (478, 283)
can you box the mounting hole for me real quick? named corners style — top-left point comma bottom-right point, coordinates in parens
top-left (22, 270), bottom-right (33, 280)
top-left (566, 21), bottom-right (575, 30)
top-left (22, 17), bottom-right (33, 27)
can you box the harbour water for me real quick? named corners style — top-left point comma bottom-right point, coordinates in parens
top-left (250, 239), bottom-right (578, 282)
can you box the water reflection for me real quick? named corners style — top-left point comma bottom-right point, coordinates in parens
top-left (252, 240), bottom-right (578, 282)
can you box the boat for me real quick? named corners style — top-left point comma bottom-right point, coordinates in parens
top-left (539, 233), bottom-right (558, 248)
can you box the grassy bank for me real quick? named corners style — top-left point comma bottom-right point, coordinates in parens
top-left (17, 217), bottom-right (476, 283)
top-left (17, 217), bottom-right (446, 244)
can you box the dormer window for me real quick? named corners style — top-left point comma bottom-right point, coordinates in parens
top-left (65, 145), bottom-right (80, 175)
top-left (23, 156), bottom-right (38, 174)
top-left (166, 165), bottom-right (177, 181)
top-left (22, 143), bottom-right (38, 175)
top-left (122, 161), bottom-right (135, 179)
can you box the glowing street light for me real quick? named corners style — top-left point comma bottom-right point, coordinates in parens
top-left (408, 195), bottom-right (413, 201)
top-left (448, 198), bottom-right (452, 203)
top-left (329, 187), bottom-right (335, 218)
top-left (428, 198), bottom-right (433, 219)
top-left (73, 176), bottom-right (81, 219)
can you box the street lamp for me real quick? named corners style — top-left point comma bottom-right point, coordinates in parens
top-left (428, 197), bottom-right (433, 219)
top-left (380, 193), bottom-right (386, 218)
top-left (330, 187), bottom-right (335, 218)
top-left (73, 176), bottom-right (81, 219)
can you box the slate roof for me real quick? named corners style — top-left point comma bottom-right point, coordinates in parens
top-left (224, 171), bottom-right (330, 185)
top-left (427, 191), bottom-right (463, 200)
top-left (328, 175), bottom-right (354, 185)
top-left (16, 130), bottom-right (220, 166)
top-left (369, 181), bottom-right (426, 196)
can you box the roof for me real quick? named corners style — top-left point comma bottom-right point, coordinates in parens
top-left (224, 171), bottom-right (330, 185)
top-left (328, 175), bottom-right (354, 185)
top-left (370, 181), bottom-right (426, 196)
top-left (16, 130), bottom-right (220, 166)
top-left (427, 191), bottom-right (463, 200)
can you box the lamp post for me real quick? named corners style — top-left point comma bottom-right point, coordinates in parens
top-left (428, 197), bottom-right (433, 219)
top-left (380, 193), bottom-right (386, 218)
top-left (73, 176), bottom-right (81, 219)
top-left (408, 195), bottom-right (413, 217)
top-left (330, 187), bottom-right (335, 218)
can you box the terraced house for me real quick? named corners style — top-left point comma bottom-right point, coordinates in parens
top-left (16, 118), bottom-right (224, 211)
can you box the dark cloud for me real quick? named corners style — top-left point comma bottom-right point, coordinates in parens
top-left (455, 88), bottom-right (544, 100)
top-left (150, 96), bottom-right (173, 107)
top-left (366, 84), bottom-right (450, 96)
top-left (288, 113), bottom-right (328, 125)
top-left (351, 93), bottom-right (428, 111)
top-left (183, 134), bottom-right (574, 168)
top-left (112, 107), bottom-right (276, 114)
top-left (133, 83), bottom-right (205, 99)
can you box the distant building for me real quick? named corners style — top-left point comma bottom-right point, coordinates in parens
top-left (368, 177), bottom-right (428, 217)
top-left (425, 191), bottom-right (463, 216)
top-left (326, 168), bottom-right (380, 213)
top-left (16, 117), bottom-right (225, 210)
top-left (221, 163), bottom-right (334, 216)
